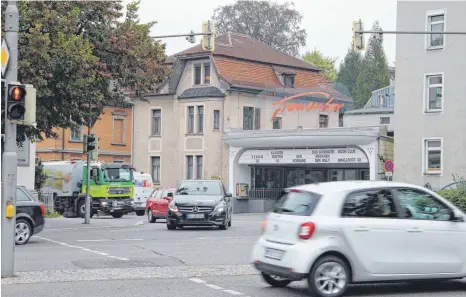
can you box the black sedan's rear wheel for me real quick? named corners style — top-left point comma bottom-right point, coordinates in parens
top-left (15, 219), bottom-right (32, 245)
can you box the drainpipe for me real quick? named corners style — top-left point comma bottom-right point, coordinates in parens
top-left (131, 105), bottom-right (134, 165)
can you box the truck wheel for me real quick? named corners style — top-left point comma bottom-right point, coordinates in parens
top-left (111, 212), bottom-right (124, 219)
top-left (77, 200), bottom-right (86, 218)
top-left (135, 210), bottom-right (145, 216)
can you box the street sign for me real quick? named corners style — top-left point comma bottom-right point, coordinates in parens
top-left (1, 39), bottom-right (10, 76)
top-left (384, 160), bottom-right (395, 172)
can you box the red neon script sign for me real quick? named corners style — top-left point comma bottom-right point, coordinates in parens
top-left (271, 91), bottom-right (345, 121)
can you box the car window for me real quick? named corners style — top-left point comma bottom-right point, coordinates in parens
top-left (395, 188), bottom-right (452, 221)
top-left (16, 188), bottom-right (32, 202)
top-left (342, 189), bottom-right (398, 218)
top-left (155, 189), bottom-right (163, 199)
top-left (161, 189), bottom-right (168, 198)
top-left (271, 190), bottom-right (321, 216)
top-left (176, 180), bottom-right (223, 195)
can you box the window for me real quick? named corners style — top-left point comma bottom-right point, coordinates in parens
top-left (112, 116), bottom-right (125, 144)
top-left (151, 109), bottom-right (161, 136)
top-left (186, 156), bottom-right (194, 179)
top-left (273, 117), bottom-right (282, 129)
top-left (71, 126), bottom-right (83, 142)
top-left (187, 106), bottom-right (194, 134)
top-left (151, 156), bottom-right (160, 184)
top-left (339, 114), bottom-right (343, 127)
top-left (271, 190), bottom-right (321, 216)
top-left (283, 74), bottom-right (295, 87)
top-left (427, 13), bottom-right (445, 49)
top-left (254, 108), bottom-right (261, 130)
top-left (196, 155), bottom-right (203, 179)
top-left (319, 114), bottom-right (328, 128)
top-left (380, 117), bottom-right (390, 124)
top-left (204, 63), bottom-right (211, 84)
top-left (396, 188), bottom-right (452, 221)
top-left (425, 74), bottom-right (443, 112)
top-left (213, 110), bottom-right (220, 130)
top-left (424, 138), bottom-right (442, 174)
top-left (155, 189), bottom-right (163, 199)
top-left (194, 64), bottom-right (201, 85)
top-left (197, 106), bottom-right (204, 133)
top-left (16, 188), bottom-right (32, 202)
top-left (243, 107), bottom-right (254, 130)
top-left (342, 189), bottom-right (398, 218)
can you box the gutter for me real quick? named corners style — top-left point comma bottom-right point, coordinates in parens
top-left (131, 104), bottom-right (134, 165)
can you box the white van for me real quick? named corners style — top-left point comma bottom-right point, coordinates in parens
top-left (132, 172), bottom-right (154, 216)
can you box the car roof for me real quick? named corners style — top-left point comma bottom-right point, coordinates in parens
top-left (293, 181), bottom-right (426, 195)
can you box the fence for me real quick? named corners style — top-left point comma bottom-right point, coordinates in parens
top-left (247, 188), bottom-right (283, 200)
top-left (35, 189), bottom-right (55, 214)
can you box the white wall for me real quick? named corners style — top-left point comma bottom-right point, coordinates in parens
top-left (17, 141), bottom-right (36, 190)
top-left (344, 113), bottom-right (394, 132)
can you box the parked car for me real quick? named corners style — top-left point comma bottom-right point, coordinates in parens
top-left (251, 181), bottom-right (466, 297)
top-left (146, 187), bottom-right (176, 223)
top-left (16, 186), bottom-right (45, 245)
top-left (132, 172), bottom-right (154, 216)
top-left (166, 179), bottom-right (233, 230)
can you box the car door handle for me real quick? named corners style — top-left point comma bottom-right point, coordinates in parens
top-left (353, 227), bottom-right (369, 232)
top-left (407, 228), bottom-right (423, 233)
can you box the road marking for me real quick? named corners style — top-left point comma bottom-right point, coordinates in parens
top-left (76, 239), bottom-right (143, 242)
top-left (223, 289), bottom-right (244, 295)
top-left (77, 239), bottom-right (111, 242)
top-left (204, 284), bottom-right (224, 290)
top-left (36, 236), bottom-right (129, 261)
top-left (121, 238), bottom-right (143, 241)
top-left (189, 278), bottom-right (206, 284)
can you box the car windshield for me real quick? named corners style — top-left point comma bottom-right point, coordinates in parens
top-left (103, 167), bottom-right (132, 182)
top-left (176, 181), bottom-right (222, 196)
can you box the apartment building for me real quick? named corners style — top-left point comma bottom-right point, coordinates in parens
top-left (133, 32), bottom-right (392, 196)
top-left (36, 105), bottom-right (133, 163)
top-left (394, 0), bottom-right (466, 188)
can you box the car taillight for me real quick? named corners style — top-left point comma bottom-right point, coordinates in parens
top-left (40, 203), bottom-right (45, 217)
top-left (260, 219), bottom-right (268, 234)
top-left (298, 222), bottom-right (316, 240)
top-left (143, 180), bottom-right (152, 187)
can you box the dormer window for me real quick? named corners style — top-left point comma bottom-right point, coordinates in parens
top-left (283, 74), bottom-right (295, 88)
top-left (194, 64), bottom-right (201, 85)
top-left (194, 62), bottom-right (211, 85)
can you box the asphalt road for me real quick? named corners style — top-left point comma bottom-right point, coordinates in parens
top-left (3, 213), bottom-right (466, 297)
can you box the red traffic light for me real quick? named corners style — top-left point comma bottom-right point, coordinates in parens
top-left (9, 86), bottom-right (26, 101)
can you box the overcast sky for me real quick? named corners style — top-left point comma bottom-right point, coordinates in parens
top-left (130, 0), bottom-right (397, 67)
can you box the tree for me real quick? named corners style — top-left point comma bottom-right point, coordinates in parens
top-left (336, 47), bottom-right (363, 97)
top-left (352, 21), bottom-right (390, 108)
top-left (212, 1), bottom-right (306, 57)
top-left (34, 158), bottom-right (47, 192)
top-left (1, 1), bottom-right (169, 143)
top-left (303, 49), bottom-right (337, 82)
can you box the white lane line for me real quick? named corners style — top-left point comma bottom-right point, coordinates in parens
top-left (189, 278), bottom-right (206, 284)
top-left (223, 290), bottom-right (244, 295)
top-left (121, 238), bottom-right (143, 241)
top-left (204, 284), bottom-right (224, 290)
top-left (36, 236), bottom-right (129, 261)
top-left (77, 239), bottom-right (111, 242)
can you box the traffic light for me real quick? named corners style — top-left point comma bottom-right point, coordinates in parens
top-left (352, 19), bottom-right (365, 51)
top-left (90, 135), bottom-right (99, 161)
top-left (7, 83), bottom-right (26, 121)
top-left (186, 30), bottom-right (196, 44)
top-left (86, 134), bottom-right (96, 152)
top-left (83, 134), bottom-right (88, 153)
top-left (201, 20), bottom-right (215, 52)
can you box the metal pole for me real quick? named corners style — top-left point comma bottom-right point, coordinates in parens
top-left (84, 113), bottom-right (91, 224)
top-left (150, 32), bottom-right (212, 39)
top-left (356, 30), bottom-right (466, 35)
top-left (1, 0), bottom-right (19, 278)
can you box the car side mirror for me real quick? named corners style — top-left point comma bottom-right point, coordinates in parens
top-left (167, 192), bottom-right (173, 197)
top-left (225, 193), bottom-right (232, 198)
top-left (451, 209), bottom-right (465, 222)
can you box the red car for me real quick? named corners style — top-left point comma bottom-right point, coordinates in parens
top-left (146, 187), bottom-right (176, 223)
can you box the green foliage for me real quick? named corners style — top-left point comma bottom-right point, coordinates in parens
top-left (34, 158), bottom-right (47, 192)
top-left (212, 1), bottom-right (306, 57)
top-left (351, 21), bottom-right (390, 108)
top-left (337, 47), bottom-right (363, 96)
top-left (45, 211), bottom-right (63, 219)
top-left (303, 49), bottom-right (337, 82)
top-left (437, 175), bottom-right (466, 213)
top-left (1, 1), bottom-right (168, 143)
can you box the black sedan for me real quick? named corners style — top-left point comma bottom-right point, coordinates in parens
top-left (166, 180), bottom-right (233, 230)
top-left (16, 186), bottom-right (45, 245)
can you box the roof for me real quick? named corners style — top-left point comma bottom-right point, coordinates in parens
top-left (178, 86), bottom-right (225, 99)
top-left (294, 181), bottom-right (424, 195)
top-left (168, 32), bottom-right (319, 71)
top-left (344, 107), bottom-right (394, 115)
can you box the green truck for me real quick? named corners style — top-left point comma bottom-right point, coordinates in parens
top-left (42, 160), bottom-right (135, 218)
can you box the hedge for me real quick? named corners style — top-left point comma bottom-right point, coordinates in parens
top-left (438, 189), bottom-right (466, 213)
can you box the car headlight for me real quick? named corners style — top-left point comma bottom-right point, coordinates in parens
top-left (214, 203), bottom-right (225, 213)
top-left (168, 203), bottom-right (179, 212)
top-left (101, 201), bottom-right (108, 206)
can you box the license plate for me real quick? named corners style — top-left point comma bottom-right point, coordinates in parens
top-left (264, 248), bottom-right (284, 260)
top-left (187, 214), bottom-right (204, 219)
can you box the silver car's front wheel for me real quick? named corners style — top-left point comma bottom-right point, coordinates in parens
top-left (15, 219), bottom-right (32, 245)
top-left (308, 256), bottom-right (349, 297)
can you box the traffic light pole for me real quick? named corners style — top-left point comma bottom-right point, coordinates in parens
top-left (84, 120), bottom-right (92, 224)
top-left (1, 0), bottom-right (19, 278)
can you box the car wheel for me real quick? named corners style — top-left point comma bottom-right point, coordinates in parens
top-left (148, 209), bottom-right (156, 223)
top-left (135, 210), bottom-right (145, 216)
top-left (167, 224), bottom-right (176, 230)
top-left (111, 212), bottom-right (124, 218)
top-left (219, 218), bottom-right (229, 230)
top-left (308, 255), bottom-right (350, 297)
top-left (15, 219), bottom-right (32, 245)
top-left (228, 216), bottom-right (232, 227)
top-left (261, 272), bottom-right (292, 287)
